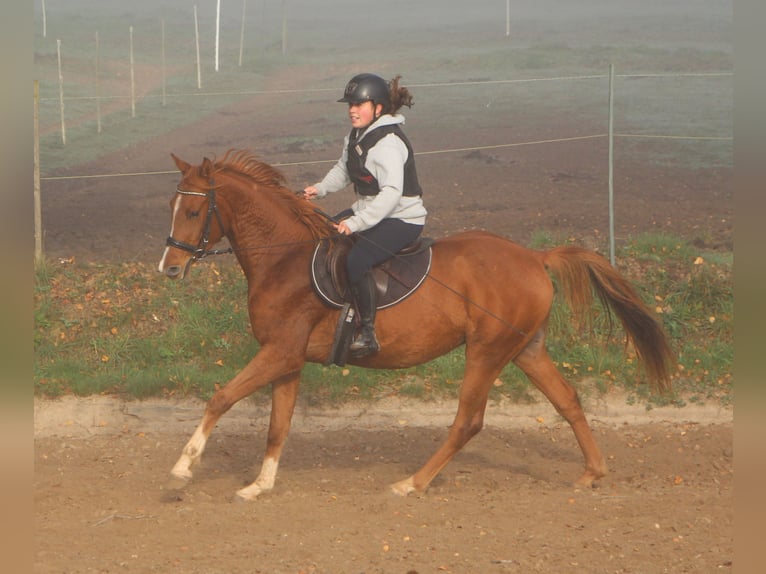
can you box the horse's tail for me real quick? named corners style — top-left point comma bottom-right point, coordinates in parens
top-left (541, 245), bottom-right (674, 394)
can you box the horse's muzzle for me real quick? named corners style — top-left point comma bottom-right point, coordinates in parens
top-left (158, 256), bottom-right (192, 280)
top-left (163, 265), bottom-right (185, 279)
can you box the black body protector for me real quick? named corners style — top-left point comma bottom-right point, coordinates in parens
top-left (346, 124), bottom-right (423, 198)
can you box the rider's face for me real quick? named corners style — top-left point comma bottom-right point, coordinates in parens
top-left (348, 101), bottom-right (381, 129)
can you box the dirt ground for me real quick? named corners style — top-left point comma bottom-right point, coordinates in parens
top-left (34, 396), bottom-right (733, 574)
top-left (35, 15), bottom-right (733, 572)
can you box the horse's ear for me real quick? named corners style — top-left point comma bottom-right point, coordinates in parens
top-left (200, 157), bottom-right (214, 178)
top-left (171, 153), bottom-right (191, 173)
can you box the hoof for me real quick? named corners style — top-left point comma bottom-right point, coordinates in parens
top-left (165, 472), bottom-right (191, 491)
top-left (232, 492), bottom-right (250, 504)
top-left (234, 485), bottom-right (266, 501)
top-left (574, 467), bottom-right (607, 489)
top-left (390, 477), bottom-right (417, 497)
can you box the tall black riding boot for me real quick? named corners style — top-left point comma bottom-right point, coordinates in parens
top-left (349, 273), bottom-right (380, 358)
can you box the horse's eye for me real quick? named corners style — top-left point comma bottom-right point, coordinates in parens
top-left (187, 210), bottom-right (200, 218)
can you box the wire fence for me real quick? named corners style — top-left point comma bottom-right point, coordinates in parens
top-left (33, 0), bottom-right (732, 265)
top-left (36, 72), bottom-right (732, 182)
top-left (33, 67), bottom-right (733, 265)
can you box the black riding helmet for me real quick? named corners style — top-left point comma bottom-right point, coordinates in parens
top-left (337, 73), bottom-right (390, 108)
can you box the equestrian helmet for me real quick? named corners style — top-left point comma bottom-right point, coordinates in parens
top-left (337, 73), bottom-right (390, 107)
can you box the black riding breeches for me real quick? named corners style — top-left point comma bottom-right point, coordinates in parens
top-left (345, 218), bottom-right (424, 284)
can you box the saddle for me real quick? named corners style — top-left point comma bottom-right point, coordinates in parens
top-left (311, 236), bottom-right (433, 309)
top-left (311, 236), bottom-right (433, 367)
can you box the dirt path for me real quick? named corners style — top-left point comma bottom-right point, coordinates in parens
top-left (35, 396), bottom-right (732, 573)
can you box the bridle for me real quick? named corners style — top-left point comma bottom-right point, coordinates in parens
top-left (165, 179), bottom-right (233, 260)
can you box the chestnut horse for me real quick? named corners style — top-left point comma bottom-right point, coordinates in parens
top-left (158, 149), bottom-right (673, 501)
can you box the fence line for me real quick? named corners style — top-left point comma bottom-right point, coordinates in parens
top-left (37, 131), bottom-right (731, 182)
top-left (613, 134), bottom-right (731, 141)
top-left (36, 72), bottom-right (732, 103)
top-left (33, 67), bottom-right (732, 265)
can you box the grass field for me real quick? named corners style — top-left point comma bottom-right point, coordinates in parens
top-left (34, 233), bottom-right (733, 407)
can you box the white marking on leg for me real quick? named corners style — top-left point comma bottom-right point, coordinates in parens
top-left (158, 195), bottom-right (181, 272)
top-left (236, 457), bottom-right (279, 501)
top-left (390, 476), bottom-right (416, 496)
top-left (170, 423), bottom-right (208, 481)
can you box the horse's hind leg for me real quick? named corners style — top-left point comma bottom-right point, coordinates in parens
top-left (391, 348), bottom-right (504, 496)
top-left (513, 328), bottom-right (607, 487)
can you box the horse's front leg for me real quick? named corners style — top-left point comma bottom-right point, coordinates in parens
top-left (167, 420), bottom-right (209, 488)
top-left (166, 346), bottom-right (303, 493)
top-left (236, 373), bottom-right (300, 501)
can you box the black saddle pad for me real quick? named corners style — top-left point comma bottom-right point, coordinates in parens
top-left (311, 237), bottom-right (433, 309)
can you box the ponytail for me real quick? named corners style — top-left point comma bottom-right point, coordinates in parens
top-left (386, 75), bottom-right (414, 115)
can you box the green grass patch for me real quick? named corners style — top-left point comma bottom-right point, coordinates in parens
top-left (34, 233), bottom-right (733, 408)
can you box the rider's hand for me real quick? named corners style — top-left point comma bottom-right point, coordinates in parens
top-left (334, 221), bottom-right (352, 235)
top-left (303, 186), bottom-right (319, 200)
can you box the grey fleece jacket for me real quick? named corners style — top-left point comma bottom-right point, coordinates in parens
top-left (312, 114), bottom-right (427, 233)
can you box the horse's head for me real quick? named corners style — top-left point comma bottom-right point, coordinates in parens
top-left (157, 153), bottom-right (228, 279)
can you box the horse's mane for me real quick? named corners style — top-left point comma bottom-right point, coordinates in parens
top-left (215, 149), bottom-right (286, 187)
top-left (214, 149), bottom-right (335, 241)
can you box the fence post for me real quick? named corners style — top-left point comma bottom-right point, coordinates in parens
top-left (57, 39), bottom-right (66, 145)
top-left (161, 19), bottom-right (167, 106)
top-left (239, 0), bottom-right (247, 67)
top-left (215, 0), bottom-right (221, 71)
top-left (608, 63), bottom-right (615, 266)
top-left (130, 26), bottom-right (136, 118)
top-left (34, 80), bottom-right (43, 266)
top-left (506, 0), bottom-right (510, 37)
top-left (95, 32), bottom-right (102, 133)
top-left (281, 0), bottom-right (288, 55)
top-left (194, 5), bottom-right (202, 89)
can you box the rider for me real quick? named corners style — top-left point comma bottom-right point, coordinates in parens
top-left (304, 73), bottom-right (427, 358)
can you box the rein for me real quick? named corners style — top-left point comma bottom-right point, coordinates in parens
top-left (166, 183), bottom-right (329, 259)
top-left (166, 181), bottom-right (234, 260)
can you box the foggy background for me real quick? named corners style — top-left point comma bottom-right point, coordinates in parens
top-left (33, 0), bottom-right (732, 262)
